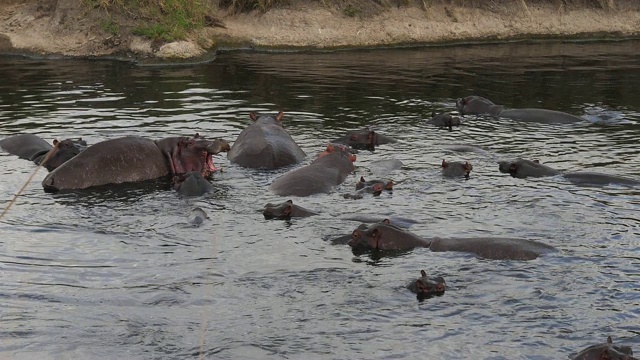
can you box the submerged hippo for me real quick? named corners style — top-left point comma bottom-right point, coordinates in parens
top-left (262, 199), bottom-right (318, 220)
top-left (332, 128), bottom-right (395, 151)
top-left (572, 336), bottom-right (637, 360)
top-left (356, 176), bottom-right (393, 192)
top-left (0, 133), bottom-right (87, 171)
top-left (227, 111), bottom-right (306, 169)
top-left (441, 159), bottom-right (473, 178)
top-left (173, 171), bottom-right (215, 197)
top-left (456, 95), bottom-right (585, 124)
top-left (499, 158), bottom-right (639, 186)
top-left (269, 143), bottom-right (356, 197)
top-left (406, 270), bottom-right (446, 300)
top-left (348, 220), bottom-right (556, 260)
top-left (426, 112), bottom-right (461, 131)
top-left (344, 176), bottom-right (393, 199)
top-left (42, 134), bottom-right (230, 192)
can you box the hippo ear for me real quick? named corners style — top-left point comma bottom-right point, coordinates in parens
top-left (359, 176), bottom-right (366, 182)
top-left (285, 199), bottom-right (293, 204)
top-left (465, 162), bottom-right (472, 170)
top-left (441, 159), bottom-right (448, 168)
top-left (420, 270), bottom-right (427, 277)
top-left (249, 112), bottom-right (258, 121)
top-left (372, 228), bottom-right (381, 240)
top-left (53, 139), bottom-right (59, 146)
top-left (194, 133), bottom-right (200, 139)
top-left (607, 336), bottom-right (612, 345)
top-left (381, 218), bottom-right (391, 225)
top-left (326, 143), bottom-right (335, 152)
top-left (385, 181), bottom-right (393, 190)
top-left (276, 111), bottom-right (284, 122)
top-left (283, 205), bottom-right (293, 216)
top-left (367, 130), bottom-right (376, 144)
top-left (533, 159), bottom-right (540, 163)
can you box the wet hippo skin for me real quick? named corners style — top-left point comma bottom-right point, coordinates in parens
top-left (426, 112), bottom-right (461, 131)
top-left (227, 111), bottom-right (305, 170)
top-left (332, 128), bottom-right (395, 151)
top-left (173, 171), bottom-right (215, 197)
top-left (571, 336), bottom-right (637, 360)
top-left (406, 270), bottom-right (446, 300)
top-left (348, 220), bottom-right (557, 260)
top-left (0, 133), bottom-right (86, 171)
top-left (441, 159), bottom-right (473, 178)
top-left (42, 134), bottom-right (229, 192)
top-left (262, 199), bottom-right (318, 220)
top-left (456, 95), bottom-right (584, 124)
top-left (269, 143), bottom-right (356, 197)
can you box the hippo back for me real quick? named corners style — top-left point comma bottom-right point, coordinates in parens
top-left (499, 108), bottom-right (584, 124)
top-left (428, 237), bottom-right (556, 260)
top-left (42, 137), bottom-right (168, 192)
top-left (227, 113), bottom-right (305, 170)
top-left (0, 133), bottom-right (51, 160)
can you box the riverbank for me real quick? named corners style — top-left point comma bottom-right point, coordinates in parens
top-left (0, 0), bottom-right (639, 62)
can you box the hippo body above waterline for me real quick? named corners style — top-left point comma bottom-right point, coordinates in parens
top-left (332, 128), bottom-right (395, 151)
top-left (0, 133), bottom-right (87, 171)
top-left (173, 171), bottom-right (215, 197)
top-left (406, 270), bottom-right (446, 300)
top-left (426, 113), bottom-right (461, 131)
top-left (227, 111), bottom-right (306, 170)
top-left (571, 336), bottom-right (637, 360)
top-left (441, 159), bottom-right (473, 178)
top-left (456, 95), bottom-right (585, 124)
top-left (262, 199), bottom-right (318, 220)
top-left (269, 144), bottom-right (356, 197)
top-left (498, 158), bottom-right (639, 186)
top-left (42, 135), bottom-right (230, 192)
top-left (348, 221), bottom-right (556, 260)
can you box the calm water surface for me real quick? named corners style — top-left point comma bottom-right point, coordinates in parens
top-left (0, 40), bottom-right (639, 359)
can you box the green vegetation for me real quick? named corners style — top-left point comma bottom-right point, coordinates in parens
top-left (83, 0), bottom-right (211, 42)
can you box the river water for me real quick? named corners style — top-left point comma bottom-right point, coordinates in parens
top-left (0, 40), bottom-right (639, 359)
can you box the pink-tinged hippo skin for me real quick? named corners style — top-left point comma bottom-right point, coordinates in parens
top-left (456, 95), bottom-right (584, 124)
top-left (441, 159), bottom-right (473, 178)
top-left (426, 112), bottom-right (461, 131)
top-left (332, 127), bottom-right (395, 151)
top-left (348, 220), bottom-right (556, 260)
top-left (269, 143), bottom-right (356, 197)
top-left (42, 135), bottom-right (229, 192)
top-left (227, 111), bottom-right (306, 170)
top-left (406, 270), bottom-right (446, 300)
top-left (0, 133), bottom-right (86, 171)
top-left (571, 336), bottom-right (637, 360)
top-left (498, 158), bottom-right (640, 186)
top-left (262, 199), bottom-right (318, 220)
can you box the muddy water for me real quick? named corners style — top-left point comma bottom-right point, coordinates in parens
top-left (0, 40), bottom-right (639, 359)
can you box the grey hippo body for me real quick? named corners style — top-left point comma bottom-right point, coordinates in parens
top-left (456, 95), bottom-right (585, 124)
top-left (426, 112), bottom-right (461, 131)
top-left (572, 336), bottom-right (637, 360)
top-left (348, 220), bottom-right (556, 260)
top-left (262, 199), bottom-right (318, 220)
top-left (227, 111), bottom-right (305, 170)
top-left (269, 144), bottom-right (356, 197)
top-left (42, 135), bottom-right (230, 192)
top-left (406, 270), bottom-right (446, 300)
top-left (0, 133), bottom-right (86, 171)
top-left (499, 158), bottom-right (639, 186)
top-left (332, 128), bottom-right (395, 151)
top-left (173, 171), bottom-right (215, 197)
top-left (441, 159), bottom-right (473, 178)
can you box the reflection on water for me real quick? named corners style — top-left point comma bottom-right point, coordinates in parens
top-left (0, 40), bottom-right (639, 359)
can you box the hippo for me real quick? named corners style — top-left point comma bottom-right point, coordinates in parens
top-left (426, 112), bottom-right (461, 131)
top-left (262, 199), bottom-right (318, 220)
top-left (227, 111), bottom-right (305, 170)
top-left (188, 207), bottom-right (209, 226)
top-left (332, 128), bottom-right (395, 151)
top-left (343, 182), bottom-right (384, 199)
top-left (456, 95), bottom-right (584, 124)
top-left (173, 171), bottom-right (215, 197)
top-left (356, 176), bottom-right (393, 192)
top-left (0, 133), bottom-right (87, 171)
top-left (348, 220), bottom-right (557, 260)
top-left (269, 143), bottom-right (356, 197)
top-left (572, 336), bottom-right (637, 360)
top-left (42, 134), bottom-right (230, 192)
top-left (441, 159), bottom-right (472, 178)
top-left (406, 270), bottom-right (446, 300)
top-left (498, 158), bottom-right (639, 186)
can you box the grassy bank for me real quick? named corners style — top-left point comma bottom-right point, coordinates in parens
top-left (84, 0), bottom-right (621, 42)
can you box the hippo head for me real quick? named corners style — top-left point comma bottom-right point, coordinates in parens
top-left (169, 134), bottom-right (230, 178)
top-left (317, 143), bottom-right (357, 164)
top-left (263, 200), bottom-right (294, 220)
top-left (356, 176), bottom-right (393, 192)
top-left (37, 138), bottom-right (83, 171)
top-left (410, 270), bottom-right (446, 300)
top-left (347, 223), bottom-right (373, 250)
top-left (442, 159), bottom-right (473, 178)
top-left (250, 111), bottom-right (284, 126)
top-left (572, 336), bottom-right (637, 360)
top-left (345, 128), bottom-right (378, 150)
top-left (456, 95), bottom-right (503, 116)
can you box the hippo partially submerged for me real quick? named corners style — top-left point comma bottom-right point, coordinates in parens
top-left (0, 133), bottom-right (86, 171)
top-left (426, 112), bottom-right (461, 131)
top-left (269, 143), bottom-right (356, 197)
top-left (173, 171), bottom-right (215, 197)
top-left (42, 134), bottom-right (230, 192)
top-left (572, 336), bottom-right (637, 360)
top-left (498, 158), bottom-right (639, 186)
top-left (456, 95), bottom-right (585, 124)
top-left (262, 199), bottom-right (318, 220)
top-left (332, 128), bottom-right (395, 151)
top-left (227, 111), bottom-right (305, 170)
top-left (406, 270), bottom-right (446, 300)
top-left (348, 220), bottom-right (557, 260)
top-left (441, 159), bottom-right (473, 178)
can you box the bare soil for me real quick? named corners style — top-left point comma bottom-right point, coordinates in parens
top-left (0, 0), bottom-right (639, 62)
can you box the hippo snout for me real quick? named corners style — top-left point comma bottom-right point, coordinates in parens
top-left (208, 139), bottom-right (231, 154)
